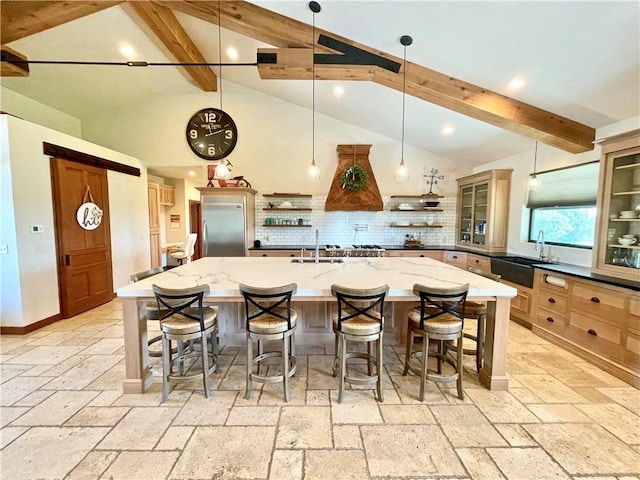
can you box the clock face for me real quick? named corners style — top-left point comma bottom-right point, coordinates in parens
top-left (186, 108), bottom-right (238, 160)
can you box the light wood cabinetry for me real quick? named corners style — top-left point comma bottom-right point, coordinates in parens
top-left (443, 251), bottom-right (467, 269)
top-left (502, 279), bottom-right (534, 329)
top-left (386, 250), bottom-right (443, 260)
top-left (158, 184), bottom-right (175, 206)
top-left (467, 253), bottom-right (491, 271)
top-left (455, 169), bottom-right (512, 252)
top-left (147, 182), bottom-right (162, 268)
top-left (532, 269), bottom-right (639, 387)
top-left (249, 249), bottom-right (302, 257)
top-left (592, 129), bottom-right (640, 281)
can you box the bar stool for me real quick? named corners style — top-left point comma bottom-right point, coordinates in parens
top-left (240, 283), bottom-right (298, 402)
top-left (403, 283), bottom-right (469, 401)
top-left (447, 267), bottom-right (501, 373)
top-left (152, 284), bottom-right (218, 403)
top-left (331, 284), bottom-right (389, 403)
top-left (131, 266), bottom-right (166, 357)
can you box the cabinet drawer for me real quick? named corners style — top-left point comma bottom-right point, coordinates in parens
top-left (624, 332), bottom-right (640, 370)
top-left (467, 254), bottom-right (491, 271)
top-left (538, 287), bottom-right (568, 315)
top-left (566, 311), bottom-right (622, 359)
top-left (444, 251), bottom-right (467, 268)
top-left (572, 281), bottom-right (624, 324)
top-left (535, 308), bottom-right (566, 336)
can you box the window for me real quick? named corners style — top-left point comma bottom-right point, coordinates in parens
top-left (526, 161), bottom-right (599, 248)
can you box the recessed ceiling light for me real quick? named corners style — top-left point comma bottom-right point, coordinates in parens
top-left (187, 170), bottom-right (196, 177)
top-left (333, 85), bottom-right (344, 98)
top-left (508, 78), bottom-right (525, 89)
top-left (226, 47), bottom-right (239, 61)
top-left (119, 44), bottom-right (136, 59)
top-left (441, 125), bottom-right (454, 136)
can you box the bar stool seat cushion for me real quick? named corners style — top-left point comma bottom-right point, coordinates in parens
top-left (161, 306), bottom-right (218, 335)
top-left (451, 300), bottom-right (487, 317)
top-left (408, 308), bottom-right (463, 334)
top-left (332, 310), bottom-right (382, 336)
top-left (248, 307), bottom-right (297, 334)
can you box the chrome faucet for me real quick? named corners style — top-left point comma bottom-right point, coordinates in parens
top-left (534, 229), bottom-right (547, 261)
top-left (315, 229), bottom-right (320, 264)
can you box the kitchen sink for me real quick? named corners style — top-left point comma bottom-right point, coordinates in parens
top-left (489, 256), bottom-right (539, 288)
top-left (290, 258), bottom-right (344, 264)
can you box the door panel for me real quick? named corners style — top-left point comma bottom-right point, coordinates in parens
top-left (51, 158), bottom-right (114, 318)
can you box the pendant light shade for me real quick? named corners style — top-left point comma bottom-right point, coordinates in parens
top-left (529, 141), bottom-right (540, 190)
top-left (307, 1), bottom-right (321, 181)
top-left (395, 35), bottom-right (412, 181)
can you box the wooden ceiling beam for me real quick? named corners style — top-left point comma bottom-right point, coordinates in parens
top-left (127, 2), bottom-right (217, 92)
top-left (1, 45), bottom-right (29, 77)
top-left (161, 0), bottom-right (595, 153)
top-left (0, 1), bottom-right (124, 44)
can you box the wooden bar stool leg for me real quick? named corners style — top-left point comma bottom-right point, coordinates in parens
top-left (377, 334), bottom-right (384, 402)
top-left (420, 332), bottom-right (429, 402)
top-left (338, 334), bottom-right (347, 403)
top-left (456, 335), bottom-right (465, 400)
top-left (283, 333), bottom-right (290, 403)
top-left (200, 330), bottom-right (212, 399)
top-left (402, 329), bottom-right (412, 376)
top-left (245, 333), bottom-right (253, 400)
top-left (367, 341), bottom-right (373, 376)
top-left (476, 315), bottom-right (485, 373)
top-left (162, 335), bottom-right (171, 403)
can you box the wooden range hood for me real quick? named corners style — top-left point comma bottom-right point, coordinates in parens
top-left (325, 144), bottom-right (383, 211)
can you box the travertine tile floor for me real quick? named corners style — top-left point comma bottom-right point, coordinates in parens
top-left (1, 299), bottom-right (639, 480)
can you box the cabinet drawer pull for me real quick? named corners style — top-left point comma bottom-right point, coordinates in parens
top-left (548, 298), bottom-right (556, 304)
top-left (419, 254), bottom-right (424, 257)
top-left (475, 259), bottom-right (480, 264)
top-left (452, 255), bottom-right (458, 259)
top-left (590, 297), bottom-right (600, 303)
top-left (262, 254), bottom-right (267, 257)
top-left (546, 317), bottom-right (555, 323)
top-left (588, 329), bottom-right (597, 336)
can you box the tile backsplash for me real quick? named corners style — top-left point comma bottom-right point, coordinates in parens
top-left (255, 195), bottom-right (456, 247)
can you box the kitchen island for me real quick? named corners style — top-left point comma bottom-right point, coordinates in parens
top-left (117, 256), bottom-right (516, 394)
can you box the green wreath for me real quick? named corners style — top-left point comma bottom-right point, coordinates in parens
top-left (341, 165), bottom-right (368, 191)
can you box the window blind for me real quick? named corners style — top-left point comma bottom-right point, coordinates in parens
top-left (526, 161), bottom-right (600, 208)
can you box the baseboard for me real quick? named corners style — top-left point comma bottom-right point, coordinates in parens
top-left (1, 313), bottom-right (63, 335)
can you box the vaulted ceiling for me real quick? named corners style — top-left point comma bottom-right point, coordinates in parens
top-left (2, 1), bottom-right (639, 166)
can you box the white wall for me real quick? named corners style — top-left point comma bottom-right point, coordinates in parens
top-left (476, 116), bottom-right (640, 266)
top-left (0, 86), bottom-right (82, 138)
top-left (0, 114), bottom-right (149, 328)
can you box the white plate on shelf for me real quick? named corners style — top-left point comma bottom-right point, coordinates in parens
top-left (392, 222), bottom-right (410, 227)
top-left (410, 223), bottom-right (427, 227)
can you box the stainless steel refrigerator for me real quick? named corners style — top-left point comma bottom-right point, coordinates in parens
top-left (201, 194), bottom-right (248, 256)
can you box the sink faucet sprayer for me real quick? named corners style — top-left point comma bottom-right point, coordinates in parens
top-left (534, 229), bottom-right (547, 261)
top-left (315, 229), bottom-right (319, 264)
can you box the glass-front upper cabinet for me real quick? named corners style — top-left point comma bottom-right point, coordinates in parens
top-left (455, 169), bottom-right (512, 253)
top-left (593, 129), bottom-right (640, 281)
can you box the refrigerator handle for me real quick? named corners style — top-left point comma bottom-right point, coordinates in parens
top-left (203, 220), bottom-right (208, 256)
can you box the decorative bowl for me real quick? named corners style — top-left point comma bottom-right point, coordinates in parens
top-left (423, 201), bottom-right (440, 208)
top-left (618, 237), bottom-right (637, 246)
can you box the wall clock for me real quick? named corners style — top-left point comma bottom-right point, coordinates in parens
top-left (186, 108), bottom-right (238, 160)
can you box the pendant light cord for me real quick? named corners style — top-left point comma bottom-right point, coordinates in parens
top-left (312, 9), bottom-right (316, 163)
top-left (533, 141), bottom-right (538, 174)
top-left (401, 44), bottom-right (407, 162)
top-left (218, 0), bottom-right (223, 111)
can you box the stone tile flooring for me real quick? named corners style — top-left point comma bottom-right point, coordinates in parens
top-left (1, 300), bottom-right (639, 479)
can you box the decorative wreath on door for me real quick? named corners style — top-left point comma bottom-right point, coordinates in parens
top-left (341, 165), bottom-right (368, 191)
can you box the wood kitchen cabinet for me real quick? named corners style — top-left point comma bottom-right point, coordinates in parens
top-left (455, 169), bottom-right (512, 252)
top-left (386, 250), bottom-right (443, 260)
top-left (158, 184), bottom-right (175, 206)
top-left (147, 182), bottom-right (161, 268)
top-left (443, 251), bottom-right (467, 269)
top-left (532, 269), bottom-right (639, 387)
top-left (592, 129), bottom-right (640, 281)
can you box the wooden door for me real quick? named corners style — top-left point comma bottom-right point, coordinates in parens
top-left (51, 158), bottom-right (114, 318)
top-left (189, 200), bottom-right (202, 260)
top-left (148, 182), bottom-right (161, 268)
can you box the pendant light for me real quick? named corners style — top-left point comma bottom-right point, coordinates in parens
top-left (528, 141), bottom-right (539, 190)
top-left (394, 35), bottom-right (412, 181)
top-left (214, 0), bottom-right (231, 180)
top-left (306, 1), bottom-right (321, 181)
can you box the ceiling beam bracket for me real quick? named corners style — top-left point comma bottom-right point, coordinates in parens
top-left (315, 34), bottom-right (401, 73)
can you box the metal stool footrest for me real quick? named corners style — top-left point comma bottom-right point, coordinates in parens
top-left (251, 351), bottom-right (298, 384)
top-left (405, 350), bottom-right (460, 384)
top-left (168, 349), bottom-right (218, 383)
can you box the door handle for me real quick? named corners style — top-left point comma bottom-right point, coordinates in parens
top-left (203, 221), bottom-right (208, 256)
top-left (65, 255), bottom-right (71, 266)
